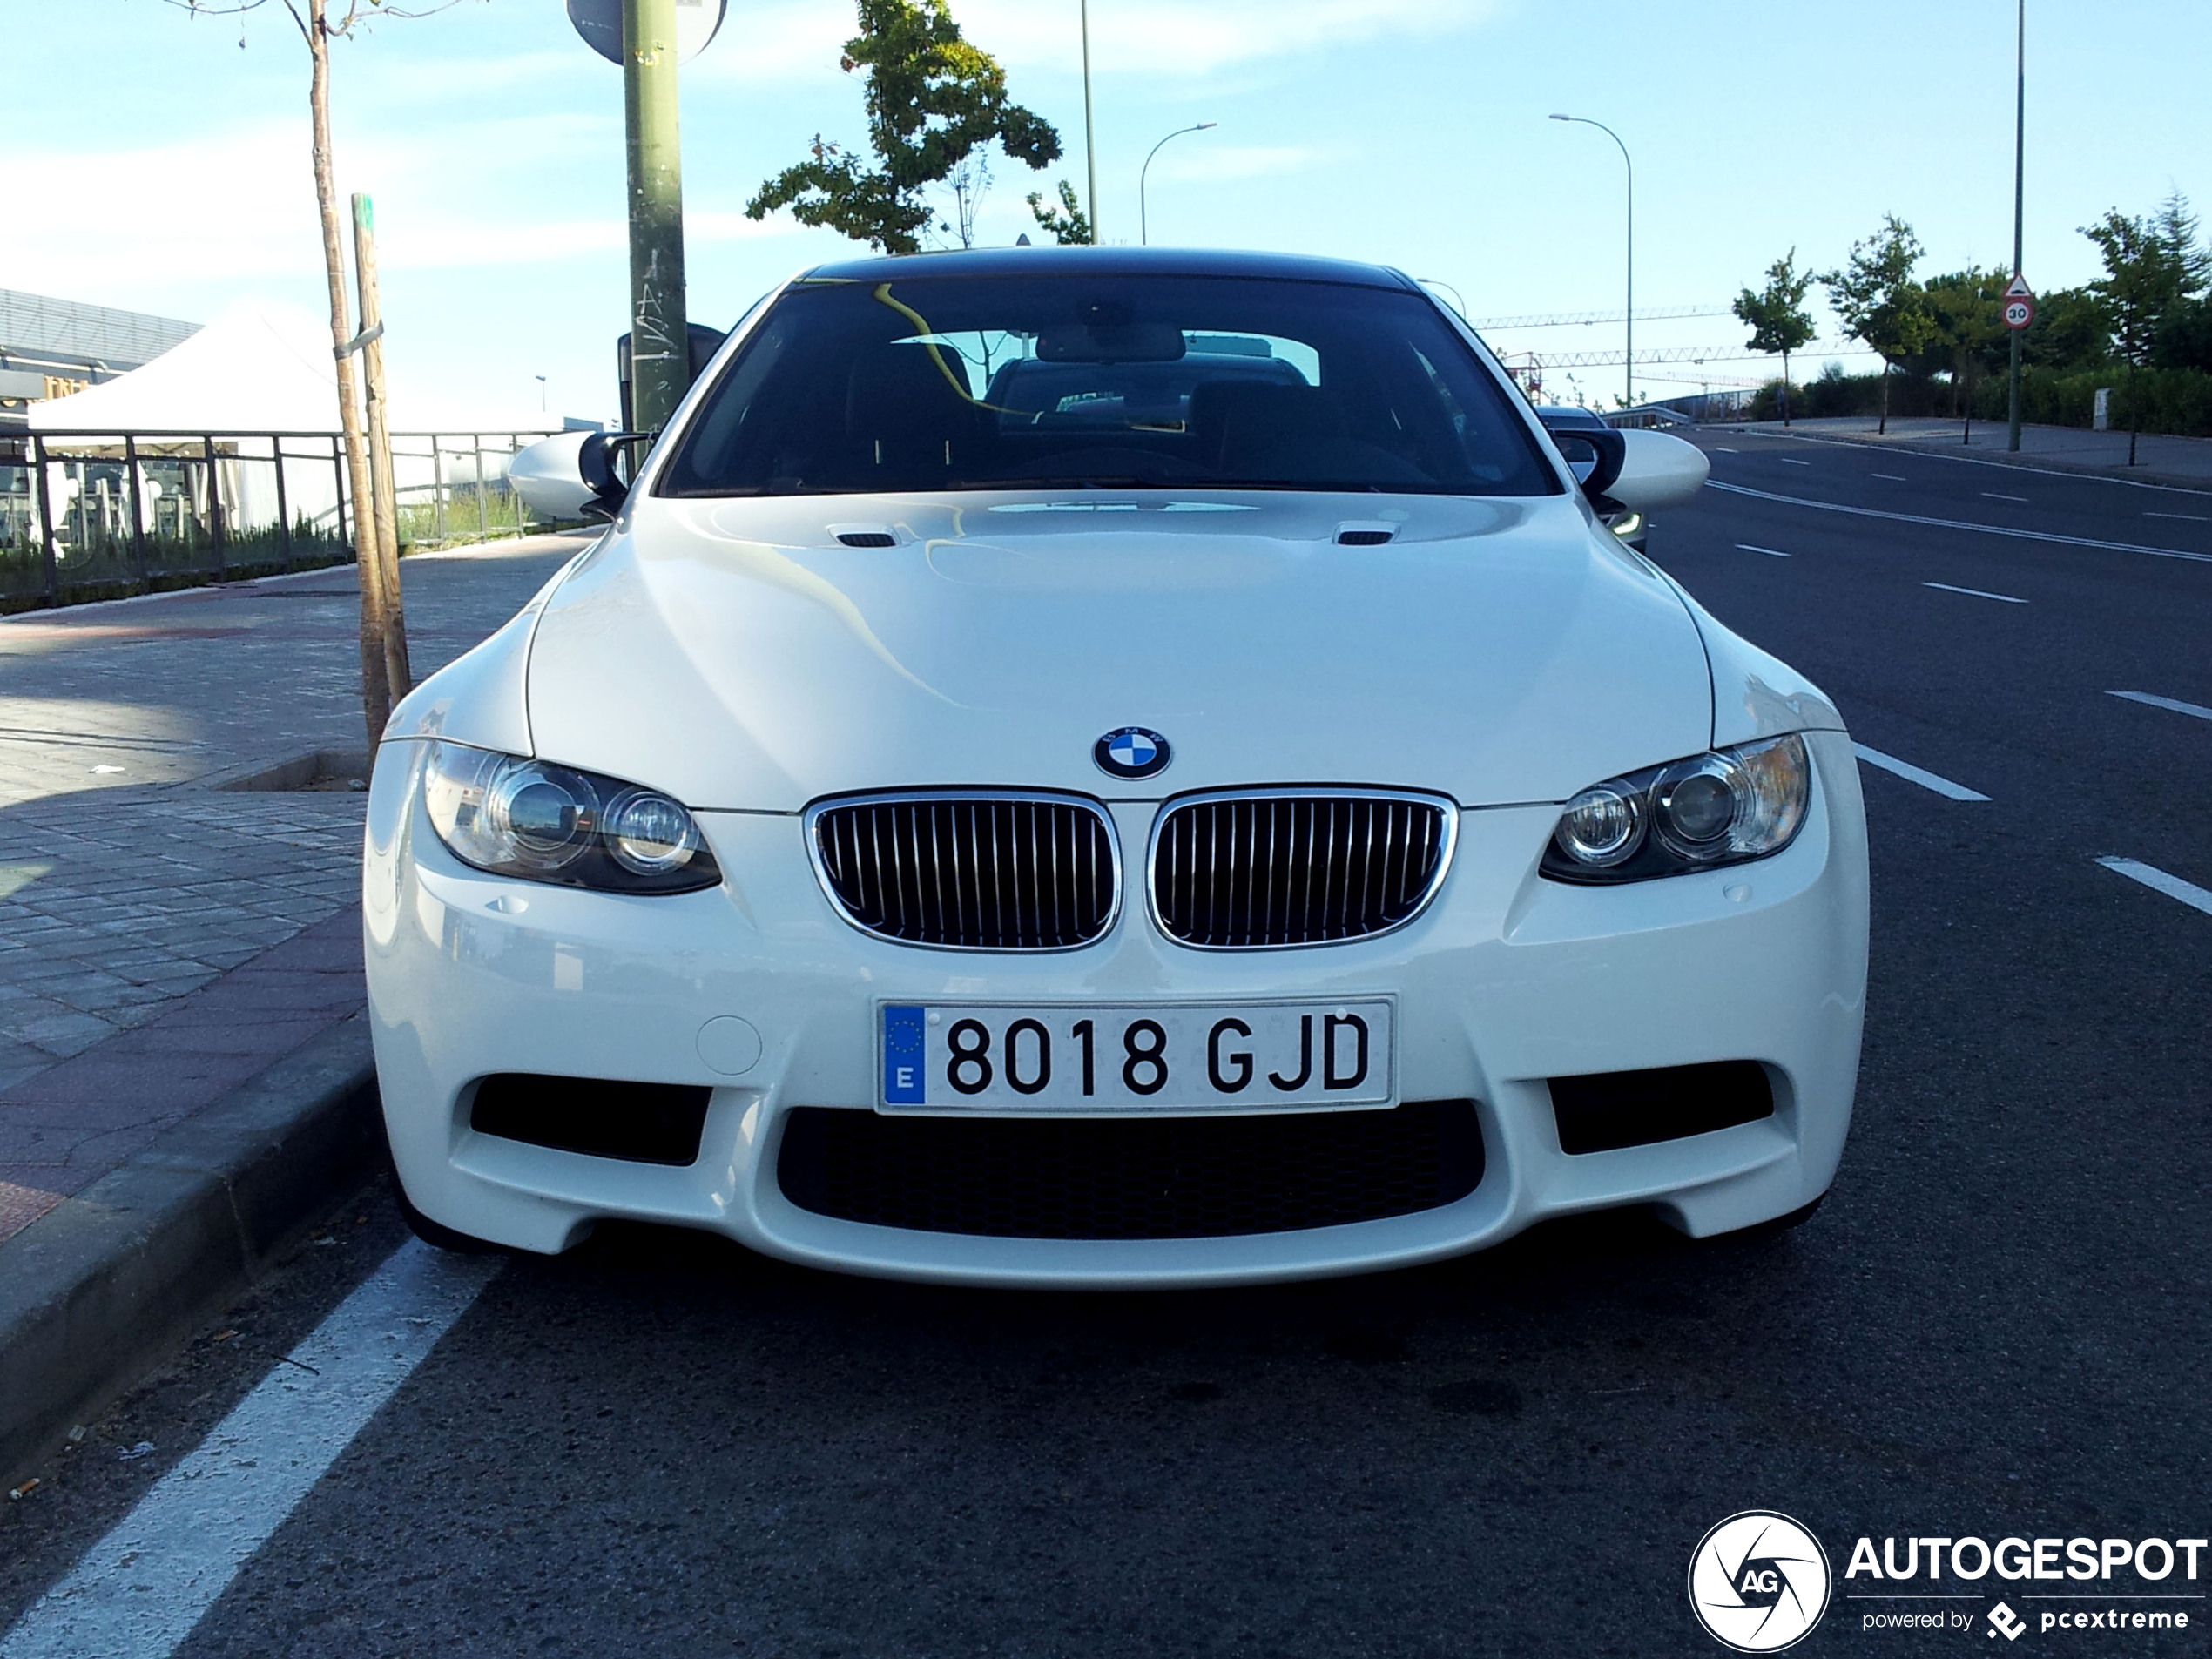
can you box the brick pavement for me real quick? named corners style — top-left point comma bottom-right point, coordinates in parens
top-left (0, 534), bottom-right (585, 1241)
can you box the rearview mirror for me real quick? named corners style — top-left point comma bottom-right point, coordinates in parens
top-left (1602, 429), bottom-right (1710, 513)
top-left (508, 431), bottom-right (636, 523)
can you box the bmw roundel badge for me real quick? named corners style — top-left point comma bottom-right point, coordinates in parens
top-left (1094, 726), bottom-right (1171, 780)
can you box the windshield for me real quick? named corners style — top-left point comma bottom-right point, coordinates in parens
top-left (658, 273), bottom-right (1559, 498)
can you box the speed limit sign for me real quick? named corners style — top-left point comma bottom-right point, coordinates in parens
top-left (2003, 274), bottom-right (2034, 331)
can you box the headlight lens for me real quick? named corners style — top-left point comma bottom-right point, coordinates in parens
top-left (422, 742), bottom-right (720, 894)
top-left (1541, 734), bottom-right (1810, 884)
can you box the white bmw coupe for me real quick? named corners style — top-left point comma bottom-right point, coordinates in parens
top-left (366, 248), bottom-right (1867, 1286)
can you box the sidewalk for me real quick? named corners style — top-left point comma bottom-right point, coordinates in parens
top-left (1723, 415), bottom-right (2212, 490)
top-left (1, 531), bottom-right (583, 1476)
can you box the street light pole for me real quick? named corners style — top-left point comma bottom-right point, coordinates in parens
top-left (1080, 0), bottom-right (1099, 242)
top-left (1550, 113), bottom-right (1632, 409)
top-left (2006, 0), bottom-right (2026, 453)
top-left (1140, 122), bottom-right (1217, 246)
top-left (624, 0), bottom-right (689, 434)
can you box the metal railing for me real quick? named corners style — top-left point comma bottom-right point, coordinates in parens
top-left (0, 428), bottom-right (551, 612)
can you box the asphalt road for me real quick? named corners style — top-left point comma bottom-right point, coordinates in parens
top-left (3, 442), bottom-right (2208, 1658)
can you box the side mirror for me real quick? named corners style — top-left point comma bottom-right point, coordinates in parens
top-left (508, 431), bottom-right (637, 523)
top-left (1602, 429), bottom-right (1710, 513)
top-left (1536, 412), bottom-right (1627, 500)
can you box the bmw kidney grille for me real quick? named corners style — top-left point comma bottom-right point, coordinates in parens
top-left (810, 793), bottom-right (1120, 950)
top-left (1150, 791), bottom-right (1454, 948)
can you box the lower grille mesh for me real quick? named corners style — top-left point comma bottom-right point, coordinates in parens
top-left (776, 1101), bottom-right (1484, 1239)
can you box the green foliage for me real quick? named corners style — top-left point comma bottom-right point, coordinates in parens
top-left (1912, 266), bottom-right (2006, 413)
top-left (2155, 293), bottom-right (2212, 373)
top-left (1733, 250), bottom-right (1817, 358)
top-left (1025, 179), bottom-right (1092, 246)
top-left (2081, 192), bottom-right (2209, 370)
top-left (2021, 286), bottom-right (2114, 369)
top-left (1970, 363), bottom-right (2212, 438)
top-left (746, 0), bottom-right (1062, 255)
top-left (1821, 215), bottom-right (1934, 368)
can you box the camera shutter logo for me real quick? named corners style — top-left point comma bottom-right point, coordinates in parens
top-left (1688, 1511), bottom-right (1831, 1652)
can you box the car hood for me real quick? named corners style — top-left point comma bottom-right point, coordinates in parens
top-left (522, 491), bottom-right (1713, 811)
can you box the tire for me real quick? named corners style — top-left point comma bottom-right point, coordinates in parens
top-left (1739, 1192), bottom-right (1825, 1242)
top-left (385, 1137), bottom-right (510, 1255)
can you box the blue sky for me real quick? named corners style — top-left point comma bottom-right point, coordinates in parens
top-left (7, 0), bottom-right (2209, 421)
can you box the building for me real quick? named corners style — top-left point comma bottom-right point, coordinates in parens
top-left (0, 290), bottom-right (200, 431)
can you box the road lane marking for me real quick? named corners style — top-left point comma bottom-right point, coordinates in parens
top-left (1703, 480), bottom-right (2212, 564)
top-left (2096, 857), bottom-right (2212, 917)
top-left (1923, 581), bottom-right (2027, 604)
top-left (1779, 457), bottom-right (1811, 466)
top-left (2108, 690), bottom-right (2212, 723)
top-left (1713, 446), bottom-right (1741, 452)
top-left (1981, 491), bottom-right (2030, 502)
top-left (1872, 472), bottom-right (1907, 481)
top-left (2143, 511), bottom-right (2209, 521)
top-left (1852, 745), bottom-right (1990, 801)
top-left (0, 1241), bottom-right (502, 1659)
top-left (1736, 543), bottom-right (1791, 557)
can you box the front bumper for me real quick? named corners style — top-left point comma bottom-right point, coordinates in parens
top-left (365, 732), bottom-right (1868, 1288)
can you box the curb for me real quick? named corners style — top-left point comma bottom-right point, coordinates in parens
top-left (0, 1016), bottom-right (380, 1485)
top-left (1707, 424), bottom-right (2212, 494)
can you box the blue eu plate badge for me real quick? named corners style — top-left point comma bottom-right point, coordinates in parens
top-left (882, 1005), bottom-right (927, 1104)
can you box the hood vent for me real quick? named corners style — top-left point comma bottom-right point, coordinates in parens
top-left (1335, 523), bottom-right (1395, 546)
top-left (835, 529), bottom-right (898, 548)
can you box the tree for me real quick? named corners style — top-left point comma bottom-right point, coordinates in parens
top-left (2020, 286), bottom-right (2114, 370)
top-left (747, 0), bottom-right (1062, 255)
top-left (1822, 215), bottom-right (1934, 435)
top-left (2081, 191), bottom-right (2211, 464)
top-left (1026, 179), bottom-right (1093, 246)
top-left (175, 0), bottom-right (459, 750)
top-left (1732, 249), bottom-right (1816, 426)
top-left (1918, 266), bottom-right (2006, 442)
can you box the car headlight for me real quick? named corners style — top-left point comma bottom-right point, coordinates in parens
top-left (421, 741), bottom-right (720, 894)
top-left (1541, 733), bottom-right (1810, 884)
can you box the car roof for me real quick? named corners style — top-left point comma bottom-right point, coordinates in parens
top-left (1534, 404), bottom-right (1609, 426)
top-left (798, 245), bottom-right (1426, 292)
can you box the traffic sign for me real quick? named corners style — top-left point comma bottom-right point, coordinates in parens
top-left (566, 0), bottom-right (726, 66)
top-left (2003, 273), bottom-right (2034, 331)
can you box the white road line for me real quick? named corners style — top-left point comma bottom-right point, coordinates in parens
top-left (2108, 689), bottom-right (2212, 723)
top-left (2096, 857), bottom-right (2212, 917)
top-left (1923, 581), bottom-right (2027, 604)
top-left (1736, 543), bottom-right (1791, 557)
top-left (1704, 480), bottom-right (2212, 564)
top-left (1871, 472), bottom-right (1907, 481)
top-left (1779, 457), bottom-right (1811, 466)
top-left (1852, 744), bottom-right (1991, 801)
top-left (1713, 446), bottom-right (1741, 452)
top-left (2143, 511), bottom-right (2209, 521)
top-left (1981, 491), bottom-right (2030, 502)
top-left (0, 1242), bottom-right (501, 1659)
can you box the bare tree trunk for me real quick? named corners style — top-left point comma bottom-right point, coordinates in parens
top-left (1781, 349), bottom-right (1791, 427)
top-left (304, 0), bottom-right (391, 751)
top-left (351, 192), bottom-right (412, 705)
top-left (1878, 360), bottom-right (1891, 435)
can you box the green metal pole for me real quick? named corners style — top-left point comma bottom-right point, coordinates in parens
top-left (624, 0), bottom-right (689, 434)
top-left (1080, 0), bottom-right (1098, 242)
top-left (2006, 0), bottom-right (2025, 452)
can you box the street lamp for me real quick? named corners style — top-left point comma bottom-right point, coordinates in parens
top-left (1549, 112), bottom-right (1633, 408)
top-left (1139, 121), bottom-right (1217, 246)
top-left (535, 374), bottom-right (548, 412)
top-left (1081, 0), bottom-right (1098, 241)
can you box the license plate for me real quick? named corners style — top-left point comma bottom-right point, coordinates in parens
top-left (879, 1000), bottom-right (1395, 1114)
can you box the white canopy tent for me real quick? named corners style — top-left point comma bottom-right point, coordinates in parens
top-left (28, 300), bottom-right (566, 545)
